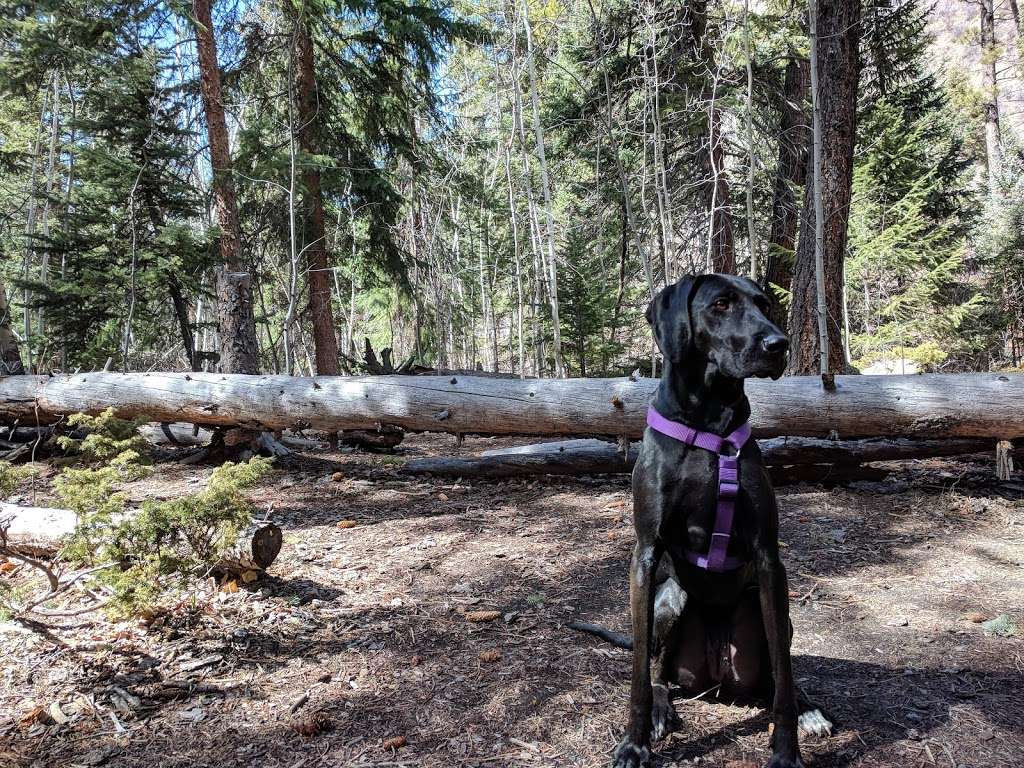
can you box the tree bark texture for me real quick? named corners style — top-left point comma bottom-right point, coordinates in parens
top-left (2, 372), bottom-right (1023, 440)
top-left (980, 0), bottom-right (1002, 196)
top-left (764, 56), bottom-right (810, 329)
top-left (0, 281), bottom-right (25, 375)
top-left (292, 3), bottom-right (340, 375)
top-left (192, 0), bottom-right (260, 374)
top-left (673, 1), bottom-right (735, 273)
top-left (788, 0), bottom-right (860, 374)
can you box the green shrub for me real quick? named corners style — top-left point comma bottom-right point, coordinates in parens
top-left (0, 461), bottom-right (32, 498)
top-left (61, 457), bottom-right (273, 617)
top-left (49, 410), bottom-right (274, 617)
top-left (57, 408), bottom-right (152, 476)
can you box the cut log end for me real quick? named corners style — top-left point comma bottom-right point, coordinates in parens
top-left (211, 522), bottom-right (283, 580)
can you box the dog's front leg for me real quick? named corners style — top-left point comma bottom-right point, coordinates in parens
top-left (756, 549), bottom-right (804, 768)
top-left (612, 541), bottom-right (660, 768)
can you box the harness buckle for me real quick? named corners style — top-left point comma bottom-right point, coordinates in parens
top-left (719, 480), bottom-right (739, 499)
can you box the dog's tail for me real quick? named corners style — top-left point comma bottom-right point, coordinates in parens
top-left (566, 621), bottom-right (633, 650)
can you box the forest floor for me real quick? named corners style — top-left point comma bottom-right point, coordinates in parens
top-left (1, 434), bottom-right (1023, 768)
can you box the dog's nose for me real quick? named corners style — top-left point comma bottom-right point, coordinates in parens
top-left (762, 334), bottom-right (789, 354)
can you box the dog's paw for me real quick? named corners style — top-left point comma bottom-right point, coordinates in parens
top-left (650, 699), bottom-right (679, 742)
top-left (798, 708), bottom-right (833, 738)
top-left (611, 738), bottom-right (650, 768)
top-left (765, 754), bottom-right (806, 768)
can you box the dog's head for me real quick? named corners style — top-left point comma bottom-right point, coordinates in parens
top-left (646, 273), bottom-right (788, 380)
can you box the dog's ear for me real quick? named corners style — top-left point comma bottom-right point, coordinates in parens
top-left (646, 276), bottom-right (697, 364)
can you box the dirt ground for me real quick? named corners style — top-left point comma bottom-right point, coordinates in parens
top-left (2, 434), bottom-right (1023, 768)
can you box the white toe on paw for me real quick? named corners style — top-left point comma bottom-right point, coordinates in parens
top-left (798, 709), bottom-right (833, 737)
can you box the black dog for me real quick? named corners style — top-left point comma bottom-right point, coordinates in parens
top-left (580, 274), bottom-right (829, 768)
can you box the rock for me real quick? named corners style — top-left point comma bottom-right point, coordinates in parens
top-left (886, 616), bottom-right (909, 627)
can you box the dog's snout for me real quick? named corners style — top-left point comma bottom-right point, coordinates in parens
top-left (762, 334), bottom-right (789, 354)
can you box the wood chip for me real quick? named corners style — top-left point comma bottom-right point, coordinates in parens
top-left (479, 649), bottom-right (501, 663)
top-left (331, 472), bottom-right (344, 482)
top-left (178, 654), bottom-right (222, 673)
top-left (963, 612), bottom-right (987, 623)
top-left (465, 610), bottom-right (501, 623)
top-left (336, 520), bottom-right (358, 529)
top-left (382, 735), bottom-right (407, 750)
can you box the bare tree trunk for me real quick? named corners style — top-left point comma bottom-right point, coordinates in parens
top-left (192, 0), bottom-right (260, 375)
top-left (764, 56), bottom-right (809, 329)
top-left (520, 0), bottom-right (564, 377)
top-left (809, 0), bottom-right (829, 376)
top-left (788, 0), bottom-right (860, 375)
top-left (675, 1), bottom-right (735, 274)
top-left (0, 280), bottom-right (25, 375)
top-left (980, 0), bottom-right (1002, 197)
top-left (291, 2), bottom-right (340, 375)
top-left (743, 0), bottom-right (758, 281)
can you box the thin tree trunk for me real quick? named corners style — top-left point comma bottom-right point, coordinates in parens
top-left (743, 0), bottom-right (758, 281)
top-left (764, 57), bottom-right (810, 329)
top-left (809, 0), bottom-right (829, 376)
top-left (192, 0), bottom-right (260, 375)
top-left (291, 2), bottom-right (340, 375)
top-left (520, 0), bottom-right (564, 378)
top-left (0, 280), bottom-right (25, 375)
top-left (788, 0), bottom-right (860, 375)
top-left (676, 1), bottom-right (735, 274)
top-left (980, 0), bottom-right (1002, 197)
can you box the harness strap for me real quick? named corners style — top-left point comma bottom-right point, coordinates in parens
top-left (646, 407), bottom-right (751, 572)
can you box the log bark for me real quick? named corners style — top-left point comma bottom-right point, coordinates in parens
top-left (2, 372), bottom-right (1024, 440)
top-left (0, 503), bottom-right (282, 577)
top-left (209, 520), bottom-right (282, 581)
top-left (0, 504), bottom-right (77, 558)
top-left (400, 436), bottom-right (998, 478)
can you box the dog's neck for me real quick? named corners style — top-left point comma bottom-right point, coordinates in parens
top-left (652, 357), bottom-right (750, 436)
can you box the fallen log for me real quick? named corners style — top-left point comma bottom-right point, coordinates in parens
top-left (1, 371), bottom-right (1023, 440)
top-left (400, 436), bottom-right (999, 479)
top-left (0, 503), bottom-right (282, 578)
top-left (0, 503), bottom-right (77, 558)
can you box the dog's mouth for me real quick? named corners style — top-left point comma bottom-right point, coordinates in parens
top-left (740, 351), bottom-right (788, 380)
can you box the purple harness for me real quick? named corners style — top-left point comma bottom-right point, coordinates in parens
top-left (646, 407), bottom-right (752, 572)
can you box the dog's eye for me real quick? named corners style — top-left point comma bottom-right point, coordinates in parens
top-left (712, 298), bottom-right (730, 311)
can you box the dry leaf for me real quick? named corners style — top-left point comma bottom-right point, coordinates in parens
top-left (382, 736), bottom-right (407, 750)
top-left (963, 612), bottom-right (987, 623)
top-left (331, 472), bottom-right (344, 482)
top-left (438, 493), bottom-right (449, 501)
top-left (221, 580), bottom-right (239, 593)
top-left (336, 520), bottom-right (358, 529)
top-left (606, 530), bottom-right (616, 540)
top-left (410, 655), bottom-right (423, 666)
top-left (465, 610), bottom-right (501, 623)
top-left (240, 570), bottom-right (259, 584)
top-left (18, 705), bottom-right (48, 728)
top-left (0, 561), bottom-right (16, 574)
top-left (479, 649), bottom-right (501, 663)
